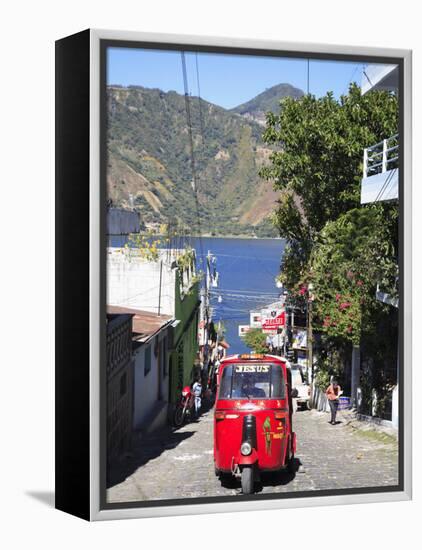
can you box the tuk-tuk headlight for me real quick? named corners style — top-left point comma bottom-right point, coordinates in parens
top-left (241, 441), bottom-right (252, 456)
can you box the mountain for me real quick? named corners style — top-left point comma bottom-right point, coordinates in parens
top-left (230, 83), bottom-right (304, 125)
top-left (107, 83), bottom-right (302, 237)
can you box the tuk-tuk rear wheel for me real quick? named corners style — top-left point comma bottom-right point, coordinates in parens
top-left (287, 455), bottom-right (296, 473)
top-left (241, 466), bottom-right (254, 495)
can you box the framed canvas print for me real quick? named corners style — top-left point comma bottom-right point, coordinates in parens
top-left (55, 29), bottom-right (412, 521)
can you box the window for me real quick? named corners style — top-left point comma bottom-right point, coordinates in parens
top-left (144, 345), bottom-right (151, 376)
top-left (218, 364), bottom-right (285, 400)
top-left (119, 372), bottom-right (127, 397)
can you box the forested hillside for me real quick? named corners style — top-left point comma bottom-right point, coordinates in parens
top-left (107, 83), bottom-right (302, 236)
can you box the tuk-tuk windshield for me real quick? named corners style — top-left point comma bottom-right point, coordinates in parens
top-left (219, 363), bottom-right (285, 399)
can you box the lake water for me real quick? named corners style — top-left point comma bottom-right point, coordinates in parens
top-left (108, 236), bottom-right (285, 354)
top-left (193, 237), bottom-right (285, 353)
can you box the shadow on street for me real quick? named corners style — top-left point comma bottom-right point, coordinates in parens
top-left (108, 392), bottom-right (215, 489)
top-left (256, 458), bottom-right (301, 492)
top-left (219, 457), bottom-right (301, 493)
top-left (107, 427), bottom-right (196, 489)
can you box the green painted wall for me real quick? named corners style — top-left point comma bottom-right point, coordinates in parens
top-left (169, 270), bottom-right (200, 405)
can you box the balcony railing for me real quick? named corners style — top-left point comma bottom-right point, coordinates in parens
top-left (363, 133), bottom-right (399, 178)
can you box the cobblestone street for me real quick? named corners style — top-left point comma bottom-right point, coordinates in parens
top-left (107, 406), bottom-right (398, 503)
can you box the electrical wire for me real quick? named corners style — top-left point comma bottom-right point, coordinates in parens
top-left (373, 166), bottom-right (396, 203)
top-left (341, 63), bottom-right (361, 96)
top-left (212, 252), bottom-right (280, 261)
top-left (181, 51), bottom-right (205, 264)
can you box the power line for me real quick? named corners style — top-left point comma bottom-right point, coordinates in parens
top-left (342, 63), bottom-right (361, 96)
top-left (211, 287), bottom-right (280, 295)
top-left (181, 51), bottom-right (204, 263)
top-left (307, 58), bottom-right (310, 95)
top-left (194, 52), bottom-right (213, 244)
top-left (362, 68), bottom-right (373, 88)
top-left (244, 239), bottom-right (280, 279)
top-left (212, 297), bottom-right (280, 303)
top-left (215, 252), bottom-right (280, 261)
top-left (195, 53), bottom-right (206, 144)
top-left (373, 167), bottom-right (396, 203)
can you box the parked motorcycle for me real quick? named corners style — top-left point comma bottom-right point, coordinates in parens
top-left (173, 385), bottom-right (195, 427)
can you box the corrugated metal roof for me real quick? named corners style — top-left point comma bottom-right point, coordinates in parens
top-left (107, 305), bottom-right (173, 342)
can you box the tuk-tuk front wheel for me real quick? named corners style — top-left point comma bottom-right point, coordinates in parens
top-left (241, 466), bottom-right (254, 495)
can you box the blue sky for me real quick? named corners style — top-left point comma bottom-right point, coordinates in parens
top-left (107, 47), bottom-right (366, 109)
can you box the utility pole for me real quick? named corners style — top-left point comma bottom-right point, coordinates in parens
top-left (201, 251), bottom-right (213, 365)
top-left (307, 300), bottom-right (313, 379)
top-left (351, 344), bottom-right (361, 410)
top-left (307, 283), bottom-right (314, 404)
top-left (158, 260), bottom-right (163, 316)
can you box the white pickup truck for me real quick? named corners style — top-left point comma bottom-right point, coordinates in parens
top-left (290, 365), bottom-right (310, 410)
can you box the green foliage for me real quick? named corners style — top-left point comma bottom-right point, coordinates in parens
top-left (261, 84), bottom-right (398, 287)
top-left (310, 205), bottom-right (398, 344)
top-left (176, 247), bottom-right (196, 271)
top-left (217, 321), bottom-right (227, 339)
top-left (242, 328), bottom-right (268, 354)
top-left (107, 85), bottom-right (286, 236)
top-left (124, 230), bottom-right (163, 261)
top-left (260, 84), bottom-right (399, 401)
top-left (314, 370), bottom-right (331, 391)
top-left (314, 339), bottom-right (350, 390)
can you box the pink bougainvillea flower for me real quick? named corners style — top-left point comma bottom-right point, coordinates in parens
top-left (339, 302), bottom-right (351, 310)
top-left (335, 293), bottom-right (341, 301)
top-left (356, 280), bottom-right (363, 286)
top-left (346, 325), bottom-right (353, 333)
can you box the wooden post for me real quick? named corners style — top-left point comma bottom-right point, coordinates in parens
top-left (351, 344), bottom-right (361, 410)
top-left (307, 288), bottom-right (314, 406)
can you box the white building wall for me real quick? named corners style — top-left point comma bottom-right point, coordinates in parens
top-left (132, 332), bottom-right (170, 430)
top-left (361, 64), bottom-right (398, 95)
top-left (133, 342), bottom-right (157, 429)
top-left (107, 248), bottom-right (176, 315)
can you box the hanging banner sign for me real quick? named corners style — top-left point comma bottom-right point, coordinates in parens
top-left (238, 325), bottom-right (251, 337)
top-left (261, 308), bottom-right (286, 332)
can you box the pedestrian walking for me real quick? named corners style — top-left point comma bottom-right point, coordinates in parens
top-left (326, 378), bottom-right (342, 425)
top-left (192, 375), bottom-right (202, 418)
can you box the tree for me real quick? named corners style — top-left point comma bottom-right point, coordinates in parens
top-left (309, 205), bottom-right (398, 344)
top-left (260, 84), bottom-right (398, 288)
top-left (261, 84), bottom-right (399, 407)
top-left (242, 328), bottom-right (268, 354)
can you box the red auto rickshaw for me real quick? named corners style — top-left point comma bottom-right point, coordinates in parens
top-left (213, 353), bottom-right (296, 494)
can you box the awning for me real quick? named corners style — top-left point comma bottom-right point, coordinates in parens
top-left (219, 340), bottom-right (230, 349)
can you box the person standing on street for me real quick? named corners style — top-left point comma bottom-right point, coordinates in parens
top-left (326, 378), bottom-right (342, 425)
top-left (192, 375), bottom-right (202, 418)
top-left (266, 334), bottom-right (273, 352)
